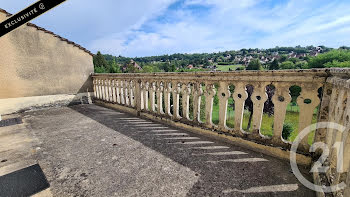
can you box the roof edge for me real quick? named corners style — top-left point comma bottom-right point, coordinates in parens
top-left (0, 8), bottom-right (94, 56)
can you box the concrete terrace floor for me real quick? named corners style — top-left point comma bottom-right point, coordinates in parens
top-left (0, 104), bottom-right (315, 196)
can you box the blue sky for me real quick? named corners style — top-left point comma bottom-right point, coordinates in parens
top-left (2, 0), bottom-right (350, 57)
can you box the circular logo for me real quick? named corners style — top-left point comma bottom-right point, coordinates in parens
top-left (290, 122), bottom-right (348, 193)
top-left (39, 3), bottom-right (45, 10)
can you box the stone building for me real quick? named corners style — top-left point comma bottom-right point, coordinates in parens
top-left (0, 8), bottom-right (94, 115)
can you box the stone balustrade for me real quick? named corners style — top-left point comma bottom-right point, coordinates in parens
top-left (92, 68), bottom-right (350, 196)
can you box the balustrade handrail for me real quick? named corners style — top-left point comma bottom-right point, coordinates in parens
top-left (92, 68), bottom-right (350, 196)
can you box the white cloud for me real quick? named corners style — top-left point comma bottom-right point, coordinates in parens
top-left (2, 0), bottom-right (350, 56)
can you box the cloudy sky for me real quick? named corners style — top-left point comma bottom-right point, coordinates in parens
top-left (2, 0), bottom-right (350, 57)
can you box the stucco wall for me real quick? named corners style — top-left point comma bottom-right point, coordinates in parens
top-left (0, 12), bottom-right (94, 99)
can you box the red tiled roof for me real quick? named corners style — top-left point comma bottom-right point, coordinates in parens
top-left (0, 8), bottom-right (94, 56)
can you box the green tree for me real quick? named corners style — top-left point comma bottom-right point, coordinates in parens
top-left (279, 55), bottom-right (288, 63)
top-left (170, 64), bottom-right (176, 72)
top-left (269, 59), bottom-right (279, 70)
top-left (94, 66), bottom-right (106, 73)
top-left (93, 51), bottom-right (109, 71)
top-left (295, 61), bottom-right (309, 69)
top-left (246, 59), bottom-right (263, 70)
top-left (109, 58), bottom-right (121, 73)
top-left (308, 50), bottom-right (350, 68)
top-left (280, 61), bottom-right (295, 69)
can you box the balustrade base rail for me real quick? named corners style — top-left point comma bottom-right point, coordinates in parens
top-left (92, 68), bottom-right (350, 196)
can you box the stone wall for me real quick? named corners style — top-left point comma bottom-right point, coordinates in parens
top-left (0, 10), bottom-right (94, 114)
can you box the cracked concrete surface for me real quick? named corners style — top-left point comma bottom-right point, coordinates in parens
top-left (0, 104), bottom-right (315, 196)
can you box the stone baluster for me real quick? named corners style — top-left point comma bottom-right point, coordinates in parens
top-left (149, 81), bottom-right (156, 112)
top-left (164, 82), bottom-right (172, 116)
top-left (140, 82), bottom-right (144, 110)
top-left (112, 80), bottom-right (117, 103)
top-left (104, 79), bottom-right (108, 101)
top-left (120, 80), bottom-right (125, 105)
top-left (143, 81), bottom-right (149, 110)
top-left (297, 84), bottom-right (321, 151)
top-left (204, 83), bottom-right (216, 128)
top-left (129, 80), bottom-right (135, 107)
top-left (192, 83), bottom-right (203, 123)
top-left (93, 79), bottom-right (97, 98)
top-left (157, 82), bottom-right (164, 114)
top-left (108, 79), bottom-right (113, 102)
top-left (232, 82), bottom-right (248, 135)
top-left (271, 83), bottom-right (292, 143)
top-left (217, 82), bottom-right (231, 130)
top-left (125, 81), bottom-right (130, 106)
top-left (98, 79), bottom-right (103, 100)
top-left (135, 79), bottom-right (142, 112)
top-left (250, 83), bottom-right (268, 136)
top-left (172, 82), bottom-right (181, 119)
top-left (116, 80), bottom-right (121, 104)
top-left (181, 83), bottom-right (191, 120)
top-left (96, 79), bottom-right (100, 99)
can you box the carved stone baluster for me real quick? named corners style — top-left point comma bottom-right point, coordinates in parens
top-left (135, 79), bottom-right (142, 112)
top-left (204, 83), bottom-right (216, 128)
top-left (120, 81), bottom-right (125, 105)
top-left (157, 82), bottom-right (164, 114)
top-left (218, 82), bottom-right (231, 130)
top-left (172, 82), bottom-right (181, 119)
top-left (250, 83), bottom-right (268, 136)
top-left (104, 79), bottom-right (108, 101)
top-left (271, 83), bottom-right (292, 143)
top-left (112, 80), bottom-right (117, 103)
top-left (99, 79), bottom-right (103, 100)
top-left (140, 82), bottom-right (144, 110)
top-left (164, 82), bottom-right (172, 116)
top-left (149, 81), bottom-right (156, 112)
top-left (192, 83), bottom-right (203, 123)
top-left (108, 79), bottom-right (113, 102)
top-left (129, 81), bottom-right (135, 107)
top-left (116, 80), bottom-right (121, 104)
top-left (93, 79), bottom-right (97, 98)
top-left (297, 83), bottom-right (321, 151)
top-left (232, 82), bottom-right (248, 135)
top-left (96, 79), bottom-right (101, 99)
top-left (143, 81), bottom-right (149, 110)
top-left (181, 83), bottom-right (191, 120)
top-left (125, 81), bottom-right (131, 106)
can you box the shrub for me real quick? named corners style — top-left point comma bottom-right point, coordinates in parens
top-left (94, 66), bottom-right (106, 73)
top-left (282, 123), bottom-right (294, 140)
top-left (308, 50), bottom-right (350, 68)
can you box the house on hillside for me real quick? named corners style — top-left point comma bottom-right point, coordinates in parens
top-left (122, 59), bottom-right (142, 72)
top-left (187, 64), bottom-right (194, 69)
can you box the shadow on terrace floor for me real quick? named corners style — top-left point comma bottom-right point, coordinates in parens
top-left (66, 104), bottom-right (315, 197)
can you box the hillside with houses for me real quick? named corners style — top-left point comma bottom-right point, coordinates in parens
top-left (93, 46), bottom-right (350, 73)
